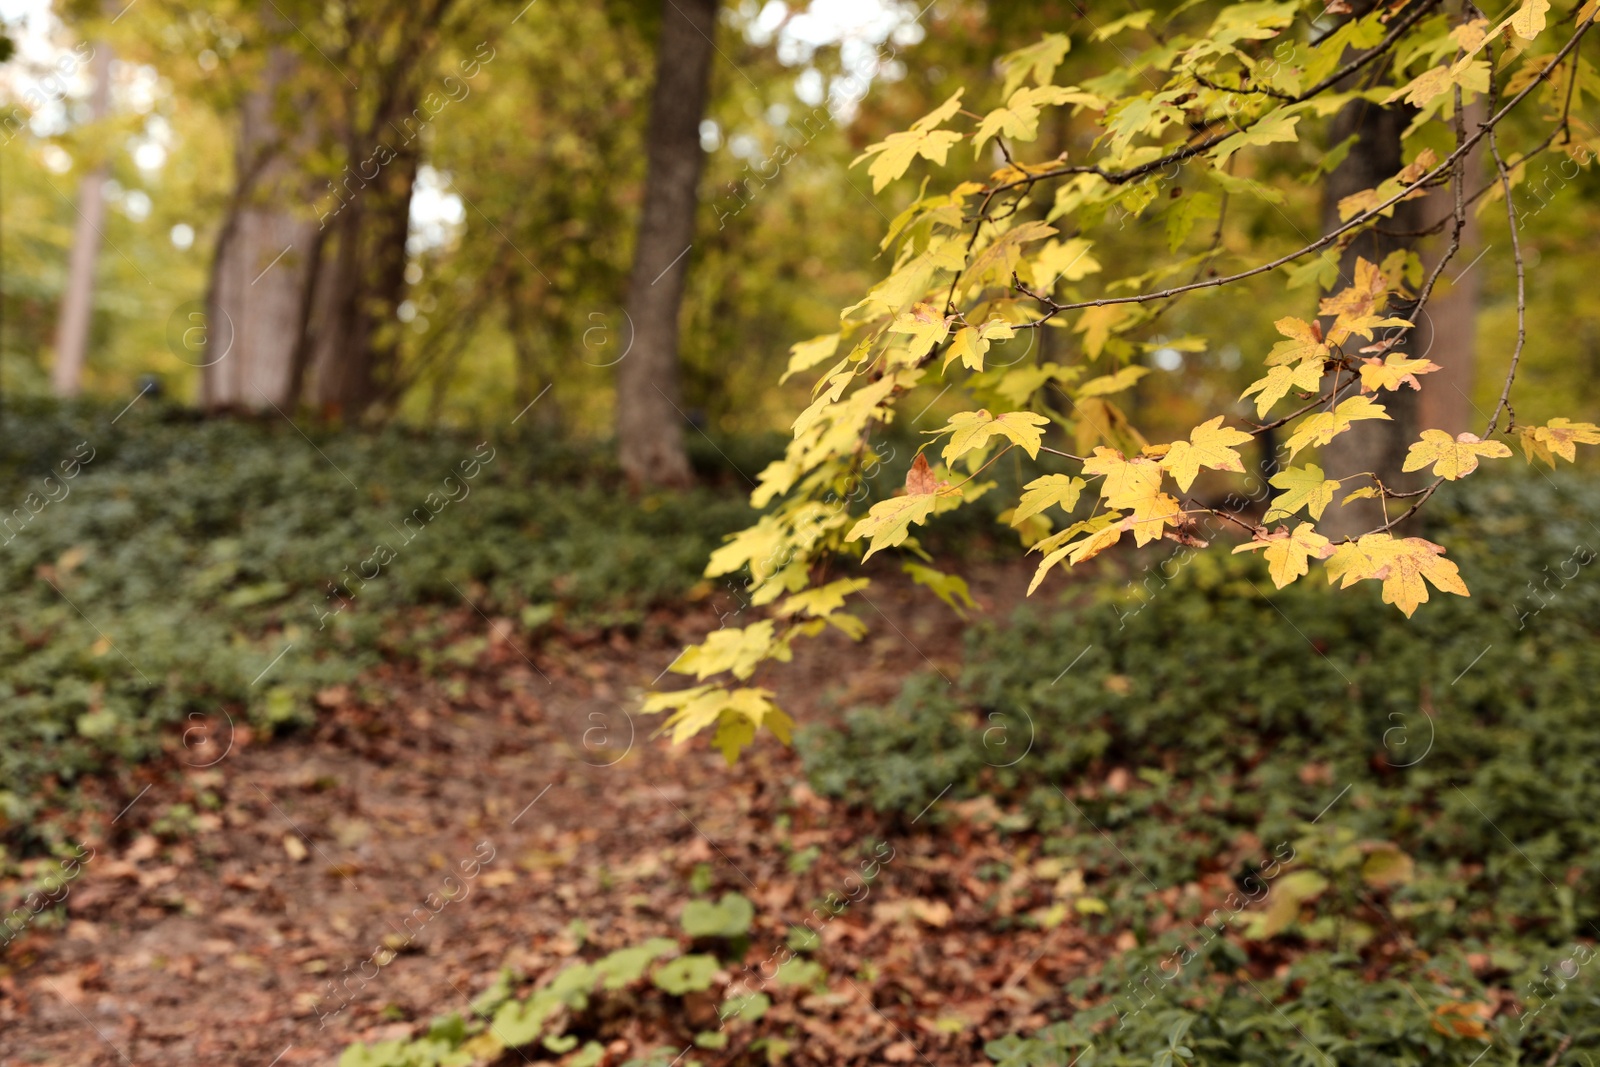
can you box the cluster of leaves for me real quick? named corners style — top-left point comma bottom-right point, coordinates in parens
top-left (339, 891), bottom-right (790, 1067)
top-left (800, 470), bottom-right (1600, 1062)
top-left (655, 0), bottom-right (1600, 757)
top-left (0, 401), bottom-right (757, 847)
top-left (986, 944), bottom-right (1599, 1066)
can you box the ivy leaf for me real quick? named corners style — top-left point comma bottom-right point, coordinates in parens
top-left (1012, 474), bottom-right (1086, 525)
top-left (1285, 396), bottom-right (1391, 458)
top-left (1211, 110), bottom-right (1301, 166)
top-left (934, 409), bottom-right (1050, 464)
top-left (1242, 360), bottom-right (1323, 418)
top-left (1264, 464), bottom-right (1340, 523)
top-left (1325, 534), bottom-right (1469, 617)
top-left (1233, 523), bottom-right (1334, 589)
top-left (1160, 416), bottom-right (1253, 491)
top-left (1082, 447), bottom-right (1164, 509)
top-left (1359, 353), bottom-right (1441, 392)
top-left (1402, 430), bottom-right (1512, 480)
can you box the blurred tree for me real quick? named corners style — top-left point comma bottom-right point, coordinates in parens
top-left (617, 0), bottom-right (719, 485)
top-left (49, 29), bottom-right (107, 397)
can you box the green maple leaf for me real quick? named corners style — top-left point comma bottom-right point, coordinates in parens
top-left (1011, 474), bottom-right (1086, 525)
top-left (1212, 110), bottom-right (1301, 166)
top-left (1264, 464), bottom-right (1340, 523)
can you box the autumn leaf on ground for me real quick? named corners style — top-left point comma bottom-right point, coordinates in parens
top-left (1082, 447), bottom-right (1164, 509)
top-left (1234, 523), bottom-right (1333, 589)
top-left (1402, 430), bottom-right (1512, 479)
top-left (1160, 416), bottom-right (1253, 491)
top-left (1011, 474), bottom-right (1086, 525)
top-left (1264, 464), bottom-right (1341, 523)
top-left (1324, 533), bottom-right (1469, 617)
top-left (1517, 418), bottom-right (1600, 465)
top-left (1285, 396), bottom-right (1391, 457)
top-left (1243, 360), bottom-right (1322, 417)
top-left (933, 409), bottom-right (1050, 464)
top-left (1359, 352), bottom-right (1441, 392)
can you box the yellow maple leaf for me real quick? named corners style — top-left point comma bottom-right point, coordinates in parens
top-left (1359, 353), bottom-right (1441, 392)
top-left (1285, 396), bottom-right (1391, 458)
top-left (1318, 258), bottom-right (1388, 320)
top-left (1264, 316), bottom-right (1328, 366)
top-left (1082, 447), bottom-right (1165, 509)
top-left (1243, 360), bottom-right (1323, 418)
top-left (1324, 533), bottom-right (1468, 617)
top-left (890, 302), bottom-right (954, 359)
top-left (1234, 523), bottom-right (1333, 589)
top-left (1129, 492), bottom-right (1182, 547)
top-left (845, 494), bottom-right (942, 560)
top-left (1012, 474), bottom-right (1086, 525)
top-left (1402, 430), bottom-right (1512, 480)
top-left (935, 409), bottom-right (1051, 464)
top-left (1160, 416), bottom-right (1253, 491)
top-left (1264, 464), bottom-right (1340, 523)
top-left (1520, 418), bottom-right (1600, 464)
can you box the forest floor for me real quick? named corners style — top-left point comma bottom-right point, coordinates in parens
top-left (0, 561), bottom-right (1117, 1067)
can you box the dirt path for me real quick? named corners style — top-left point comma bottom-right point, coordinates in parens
top-left (1, 564), bottom-right (1106, 1066)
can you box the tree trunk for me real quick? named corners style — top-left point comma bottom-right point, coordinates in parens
top-left (51, 38), bottom-right (111, 398)
top-left (615, 0), bottom-right (717, 487)
top-left (1316, 24), bottom-right (1429, 538)
top-left (1415, 98), bottom-right (1487, 438)
top-left (202, 44), bottom-right (321, 412)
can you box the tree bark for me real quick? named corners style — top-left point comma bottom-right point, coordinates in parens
top-left (1415, 98), bottom-right (1487, 438)
top-left (305, 137), bottom-right (419, 422)
top-left (615, 0), bottom-right (718, 487)
top-left (1316, 15), bottom-right (1429, 538)
top-left (202, 44), bottom-right (321, 412)
top-left (51, 38), bottom-right (111, 398)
